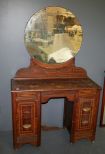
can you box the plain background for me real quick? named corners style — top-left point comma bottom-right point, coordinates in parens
top-left (0, 0), bottom-right (105, 131)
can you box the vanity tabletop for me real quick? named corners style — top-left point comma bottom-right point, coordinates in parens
top-left (11, 78), bottom-right (101, 92)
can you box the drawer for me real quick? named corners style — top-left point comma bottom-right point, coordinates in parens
top-left (16, 92), bottom-right (39, 101)
top-left (17, 117), bottom-right (38, 135)
top-left (80, 114), bottom-right (92, 129)
top-left (81, 107), bottom-right (91, 115)
top-left (79, 89), bottom-right (96, 97)
top-left (41, 90), bottom-right (76, 103)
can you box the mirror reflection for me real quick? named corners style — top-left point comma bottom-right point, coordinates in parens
top-left (24, 6), bottom-right (83, 64)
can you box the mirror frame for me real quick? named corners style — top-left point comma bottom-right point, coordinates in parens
top-left (24, 6), bottom-right (83, 68)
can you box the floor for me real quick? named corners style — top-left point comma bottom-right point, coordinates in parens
top-left (0, 127), bottom-right (105, 154)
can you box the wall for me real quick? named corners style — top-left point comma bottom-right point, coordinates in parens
top-left (0, 0), bottom-right (105, 131)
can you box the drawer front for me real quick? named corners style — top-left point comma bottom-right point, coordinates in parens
top-left (41, 90), bottom-right (76, 102)
top-left (16, 102), bottom-right (38, 136)
top-left (16, 91), bottom-right (39, 101)
top-left (79, 98), bottom-right (94, 129)
top-left (73, 97), bottom-right (96, 130)
top-left (79, 89), bottom-right (96, 97)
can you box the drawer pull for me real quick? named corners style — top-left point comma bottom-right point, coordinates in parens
top-left (81, 120), bottom-right (88, 124)
top-left (82, 107), bottom-right (91, 112)
top-left (23, 111), bottom-right (30, 114)
top-left (23, 124), bottom-right (31, 129)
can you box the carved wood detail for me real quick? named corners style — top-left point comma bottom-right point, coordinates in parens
top-left (15, 58), bottom-right (87, 79)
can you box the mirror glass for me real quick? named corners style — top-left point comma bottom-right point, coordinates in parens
top-left (24, 6), bottom-right (83, 64)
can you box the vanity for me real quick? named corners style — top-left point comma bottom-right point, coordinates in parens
top-left (11, 6), bottom-right (101, 149)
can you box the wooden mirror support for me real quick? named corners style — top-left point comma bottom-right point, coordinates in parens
top-left (14, 58), bottom-right (87, 79)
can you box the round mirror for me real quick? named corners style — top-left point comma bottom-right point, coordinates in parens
top-left (24, 6), bottom-right (83, 64)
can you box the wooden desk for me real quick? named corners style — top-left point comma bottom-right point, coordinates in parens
top-left (11, 59), bottom-right (101, 149)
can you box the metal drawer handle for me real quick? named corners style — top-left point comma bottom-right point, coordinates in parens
top-left (23, 124), bottom-right (31, 129)
top-left (82, 107), bottom-right (91, 112)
